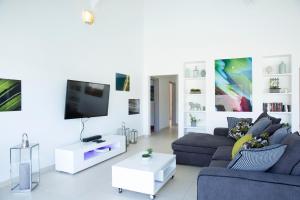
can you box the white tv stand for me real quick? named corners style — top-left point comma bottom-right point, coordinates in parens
top-left (55, 135), bottom-right (126, 174)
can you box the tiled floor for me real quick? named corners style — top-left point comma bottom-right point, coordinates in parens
top-left (0, 127), bottom-right (200, 200)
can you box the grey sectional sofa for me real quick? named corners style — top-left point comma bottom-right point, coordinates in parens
top-left (172, 128), bottom-right (234, 167)
top-left (171, 128), bottom-right (300, 200)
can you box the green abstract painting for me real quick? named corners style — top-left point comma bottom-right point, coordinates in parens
top-left (0, 79), bottom-right (21, 111)
top-left (215, 57), bottom-right (252, 112)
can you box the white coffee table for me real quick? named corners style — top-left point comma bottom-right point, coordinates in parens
top-left (112, 152), bottom-right (176, 199)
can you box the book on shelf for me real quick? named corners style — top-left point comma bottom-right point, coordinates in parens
top-left (263, 103), bottom-right (291, 112)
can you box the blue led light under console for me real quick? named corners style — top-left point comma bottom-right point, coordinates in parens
top-left (84, 145), bottom-right (113, 160)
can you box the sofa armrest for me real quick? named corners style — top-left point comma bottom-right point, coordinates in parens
top-left (213, 128), bottom-right (229, 137)
top-left (198, 167), bottom-right (300, 200)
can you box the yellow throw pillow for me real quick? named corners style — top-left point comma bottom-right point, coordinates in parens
top-left (232, 134), bottom-right (253, 159)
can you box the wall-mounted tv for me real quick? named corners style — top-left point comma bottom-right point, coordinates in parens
top-left (64, 80), bottom-right (110, 119)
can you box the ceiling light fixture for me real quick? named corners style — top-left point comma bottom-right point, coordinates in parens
top-left (82, 10), bottom-right (95, 25)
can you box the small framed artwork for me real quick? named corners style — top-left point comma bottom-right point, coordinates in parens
top-left (116, 73), bottom-right (130, 91)
top-left (129, 99), bottom-right (140, 115)
top-left (0, 78), bottom-right (22, 111)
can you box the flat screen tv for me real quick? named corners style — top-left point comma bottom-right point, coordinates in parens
top-left (64, 80), bottom-right (110, 119)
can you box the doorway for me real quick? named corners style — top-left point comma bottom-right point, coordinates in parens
top-left (150, 75), bottom-right (178, 134)
top-left (169, 81), bottom-right (177, 127)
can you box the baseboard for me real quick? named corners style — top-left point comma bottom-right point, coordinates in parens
top-left (0, 164), bottom-right (55, 188)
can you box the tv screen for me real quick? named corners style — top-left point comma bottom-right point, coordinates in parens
top-left (64, 80), bottom-right (110, 119)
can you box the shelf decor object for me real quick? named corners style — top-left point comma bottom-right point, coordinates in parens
top-left (262, 54), bottom-right (292, 127)
top-left (278, 61), bottom-right (287, 74)
top-left (193, 66), bottom-right (200, 78)
top-left (265, 66), bottom-right (273, 74)
top-left (10, 137), bottom-right (40, 192)
top-left (269, 78), bottom-right (281, 93)
top-left (189, 114), bottom-right (199, 127)
top-left (200, 69), bottom-right (206, 77)
top-left (184, 61), bottom-right (207, 134)
top-left (190, 88), bottom-right (201, 94)
top-left (215, 57), bottom-right (253, 112)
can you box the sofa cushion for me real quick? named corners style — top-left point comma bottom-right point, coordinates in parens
top-left (269, 132), bottom-right (300, 175)
top-left (269, 127), bottom-right (291, 145)
top-left (227, 117), bottom-right (252, 130)
top-left (209, 160), bottom-right (230, 168)
top-left (263, 123), bottom-right (283, 136)
top-left (173, 151), bottom-right (212, 167)
top-left (232, 134), bottom-right (253, 159)
top-left (172, 133), bottom-right (235, 155)
top-left (291, 162), bottom-right (300, 176)
top-left (199, 167), bottom-right (300, 188)
top-left (228, 144), bottom-right (287, 172)
top-left (247, 117), bottom-right (272, 136)
top-left (254, 112), bottom-right (281, 124)
top-left (214, 128), bottom-right (229, 137)
top-left (212, 146), bottom-right (233, 161)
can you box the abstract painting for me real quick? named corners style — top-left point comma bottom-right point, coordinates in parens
top-left (129, 99), bottom-right (140, 115)
top-left (0, 79), bottom-right (21, 111)
top-left (116, 73), bottom-right (130, 91)
top-left (215, 57), bottom-right (252, 112)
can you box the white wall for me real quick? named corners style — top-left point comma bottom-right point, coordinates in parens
top-left (142, 0), bottom-right (300, 137)
top-left (2, 0), bottom-right (300, 183)
top-left (0, 0), bottom-right (143, 183)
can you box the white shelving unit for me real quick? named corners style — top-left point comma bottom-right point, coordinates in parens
top-left (262, 54), bottom-right (292, 126)
top-left (183, 61), bottom-right (207, 134)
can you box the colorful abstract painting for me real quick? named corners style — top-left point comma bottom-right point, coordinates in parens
top-left (116, 73), bottom-right (130, 91)
top-left (0, 79), bottom-right (21, 111)
top-left (215, 57), bottom-right (252, 112)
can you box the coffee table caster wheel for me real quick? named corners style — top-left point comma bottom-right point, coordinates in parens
top-left (118, 188), bottom-right (123, 193)
top-left (150, 195), bottom-right (156, 199)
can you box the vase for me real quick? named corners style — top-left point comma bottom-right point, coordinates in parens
top-left (278, 62), bottom-right (286, 74)
top-left (193, 66), bottom-right (199, 78)
top-left (200, 69), bottom-right (206, 77)
top-left (191, 121), bottom-right (197, 127)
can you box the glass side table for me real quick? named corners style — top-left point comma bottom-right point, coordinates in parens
top-left (10, 143), bottom-right (40, 192)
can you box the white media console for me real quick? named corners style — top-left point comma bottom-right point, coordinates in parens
top-left (55, 135), bottom-right (126, 174)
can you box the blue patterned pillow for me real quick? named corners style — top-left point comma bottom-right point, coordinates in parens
top-left (227, 117), bottom-right (252, 130)
top-left (227, 144), bottom-right (287, 171)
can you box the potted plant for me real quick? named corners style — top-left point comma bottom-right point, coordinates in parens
top-left (142, 148), bottom-right (153, 160)
top-left (189, 114), bottom-right (199, 127)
